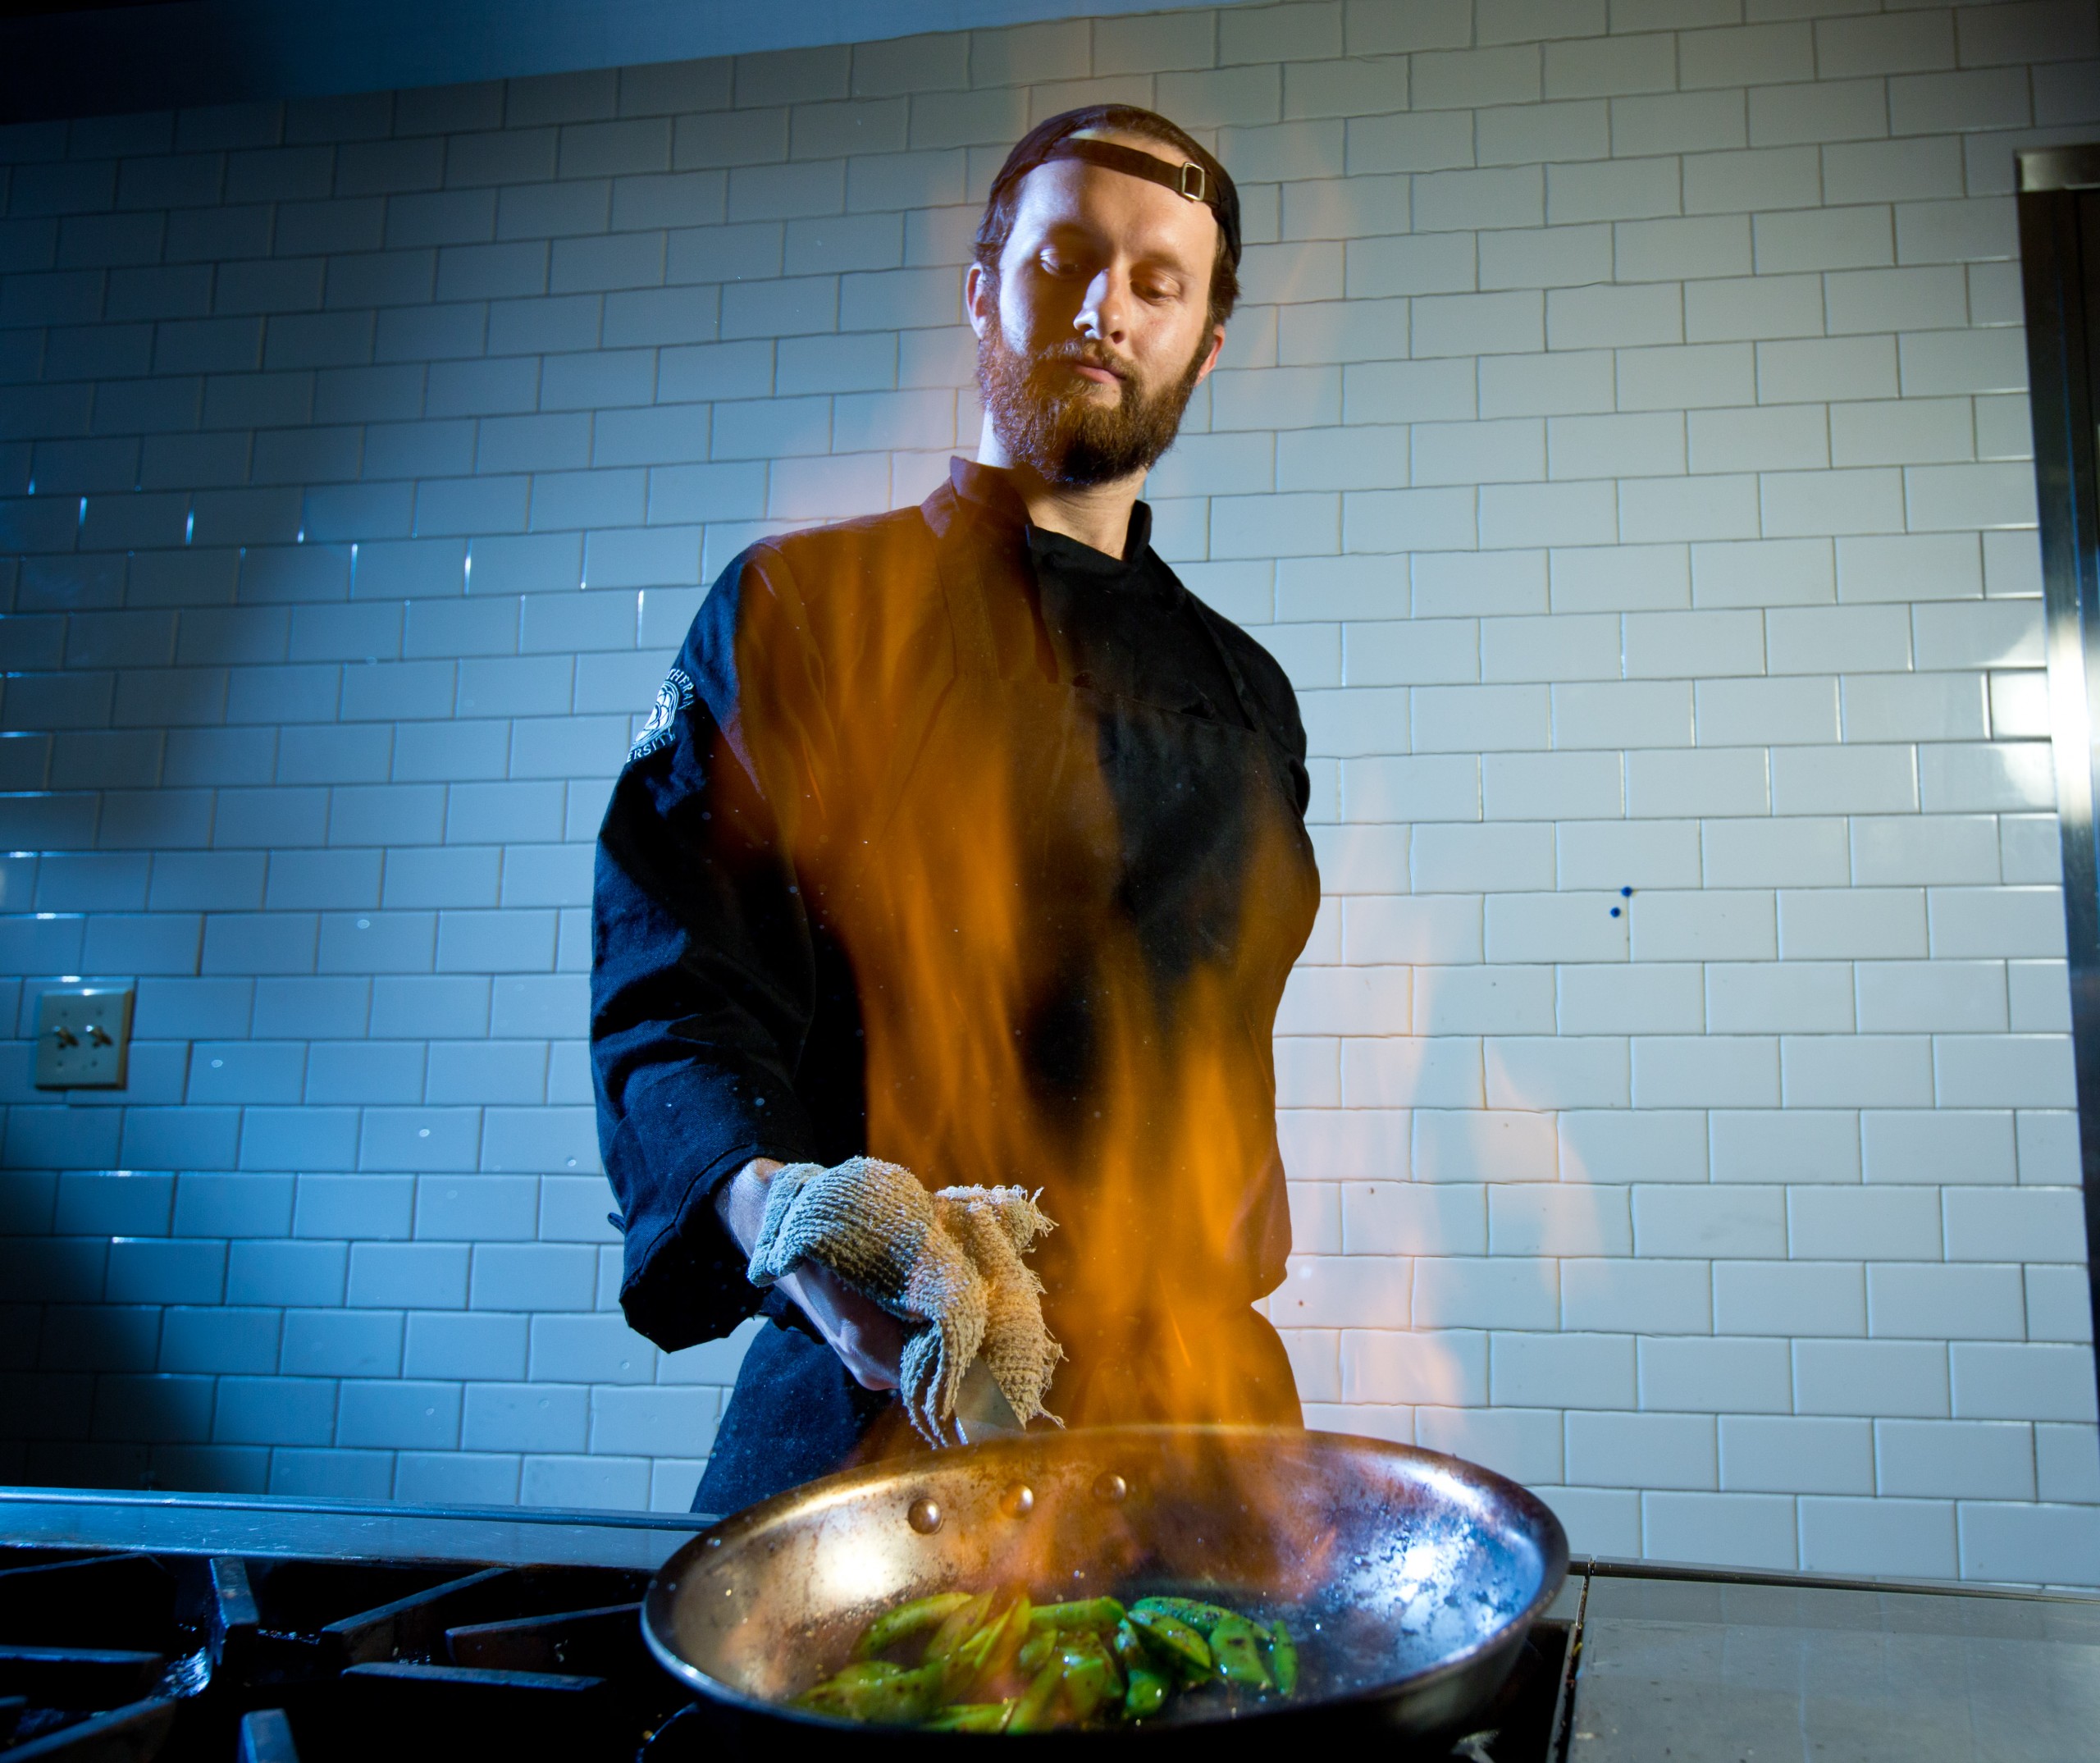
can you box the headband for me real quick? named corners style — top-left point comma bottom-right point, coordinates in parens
top-left (988, 114), bottom-right (1242, 271)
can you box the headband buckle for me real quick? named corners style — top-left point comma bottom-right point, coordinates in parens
top-left (1177, 161), bottom-right (1208, 203)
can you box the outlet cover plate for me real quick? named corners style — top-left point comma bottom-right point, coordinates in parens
top-left (34, 986), bottom-right (134, 1089)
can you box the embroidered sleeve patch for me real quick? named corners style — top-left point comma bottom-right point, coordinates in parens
top-left (630, 665), bottom-right (695, 760)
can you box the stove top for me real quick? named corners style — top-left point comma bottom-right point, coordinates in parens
top-left (2, 1487), bottom-right (2094, 1761)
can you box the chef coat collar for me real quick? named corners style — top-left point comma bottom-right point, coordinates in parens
top-left (947, 456), bottom-right (1159, 582)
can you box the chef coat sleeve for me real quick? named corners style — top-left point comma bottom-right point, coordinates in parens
top-left (591, 548), bottom-right (824, 1351)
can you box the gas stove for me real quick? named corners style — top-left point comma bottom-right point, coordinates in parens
top-left (0, 1491), bottom-right (702, 1761)
top-left (1, 1487), bottom-right (2094, 1761)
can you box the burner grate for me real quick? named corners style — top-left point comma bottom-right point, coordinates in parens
top-left (0, 1545), bottom-right (674, 1761)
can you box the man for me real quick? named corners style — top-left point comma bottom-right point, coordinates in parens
top-left (591, 106), bottom-right (1321, 1514)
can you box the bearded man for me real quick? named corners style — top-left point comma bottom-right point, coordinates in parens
top-left (591, 107), bottom-right (1320, 1514)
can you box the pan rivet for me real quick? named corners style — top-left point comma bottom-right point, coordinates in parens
top-left (1093, 1472), bottom-right (1127, 1504)
top-left (1000, 1483), bottom-right (1035, 1517)
top-left (907, 1497), bottom-right (943, 1534)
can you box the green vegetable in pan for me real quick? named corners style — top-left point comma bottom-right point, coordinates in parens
top-left (1125, 1605), bottom-right (1213, 1680)
top-left (924, 1702), bottom-right (1016, 1733)
top-left (956, 1593), bottom-right (1029, 1691)
top-left (794, 1659), bottom-right (948, 1724)
top-left (1267, 1619), bottom-right (1299, 1697)
top-left (852, 1592), bottom-right (976, 1661)
top-left (1026, 1596), bottom-right (1125, 1633)
top-left (1043, 1632), bottom-right (1121, 1724)
top-left (923, 1592), bottom-right (994, 1663)
top-left (1122, 1660), bottom-right (1171, 1720)
top-left (1006, 1657), bottom-right (1067, 1733)
top-left (793, 1585), bottom-right (1300, 1731)
top-left (1130, 1596), bottom-right (1244, 1633)
top-left (1208, 1614), bottom-right (1274, 1692)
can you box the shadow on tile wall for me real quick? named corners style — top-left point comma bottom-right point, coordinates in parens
top-left (0, 1153), bottom-right (756, 1505)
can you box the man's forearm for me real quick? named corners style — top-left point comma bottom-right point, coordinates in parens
top-left (714, 1156), bottom-right (783, 1258)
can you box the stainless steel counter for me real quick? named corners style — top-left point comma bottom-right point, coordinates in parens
top-left (1569, 1564), bottom-right (2100, 1761)
top-left (0, 1485), bottom-right (710, 1569)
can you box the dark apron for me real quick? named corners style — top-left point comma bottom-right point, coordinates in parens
top-left (695, 511), bottom-right (1320, 1515)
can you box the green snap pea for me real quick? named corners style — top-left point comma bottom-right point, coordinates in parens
top-left (794, 1657), bottom-right (902, 1712)
top-left (1123, 1662), bottom-right (1171, 1720)
top-left (1006, 1659), bottom-right (1066, 1734)
top-left (924, 1701), bottom-right (1015, 1733)
top-left (851, 1592), bottom-right (975, 1661)
top-left (1131, 1595), bottom-right (1247, 1634)
top-left (948, 1601), bottom-right (1005, 1674)
top-left (1026, 1596), bottom-right (1125, 1633)
top-left (924, 1591), bottom-right (994, 1665)
top-left (1016, 1626), bottom-right (1058, 1674)
top-left (796, 1659), bottom-right (947, 1724)
top-left (1209, 1614), bottom-right (1274, 1691)
top-left (957, 1594), bottom-right (1029, 1692)
top-left (1066, 1632), bottom-right (1122, 1695)
top-left (1053, 1633), bottom-right (1121, 1723)
top-left (1266, 1619), bottom-right (1299, 1697)
top-left (1126, 1605), bottom-right (1213, 1679)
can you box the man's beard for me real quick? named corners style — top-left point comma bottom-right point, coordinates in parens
top-left (976, 313), bottom-right (1209, 488)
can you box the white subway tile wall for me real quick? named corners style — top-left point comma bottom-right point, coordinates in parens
top-left (0, 0), bottom-right (2096, 1578)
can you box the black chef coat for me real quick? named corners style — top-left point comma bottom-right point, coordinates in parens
top-left (591, 459), bottom-right (1321, 1510)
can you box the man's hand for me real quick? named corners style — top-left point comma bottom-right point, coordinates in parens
top-left (716, 1158), bottom-right (910, 1391)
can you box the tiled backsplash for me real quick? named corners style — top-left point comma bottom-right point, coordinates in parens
top-left (2, 0), bottom-right (2097, 1581)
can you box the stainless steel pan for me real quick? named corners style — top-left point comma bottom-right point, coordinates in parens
top-left (642, 1426), bottom-right (1567, 1752)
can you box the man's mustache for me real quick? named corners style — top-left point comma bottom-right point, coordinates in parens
top-left (1029, 341), bottom-right (1133, 383)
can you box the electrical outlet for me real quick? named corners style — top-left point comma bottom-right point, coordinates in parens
top-left (33, 986), bottom-right (134, 1089)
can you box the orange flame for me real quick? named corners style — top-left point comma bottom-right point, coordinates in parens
top-left (733, 527), bottom-right (1314, 1438)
